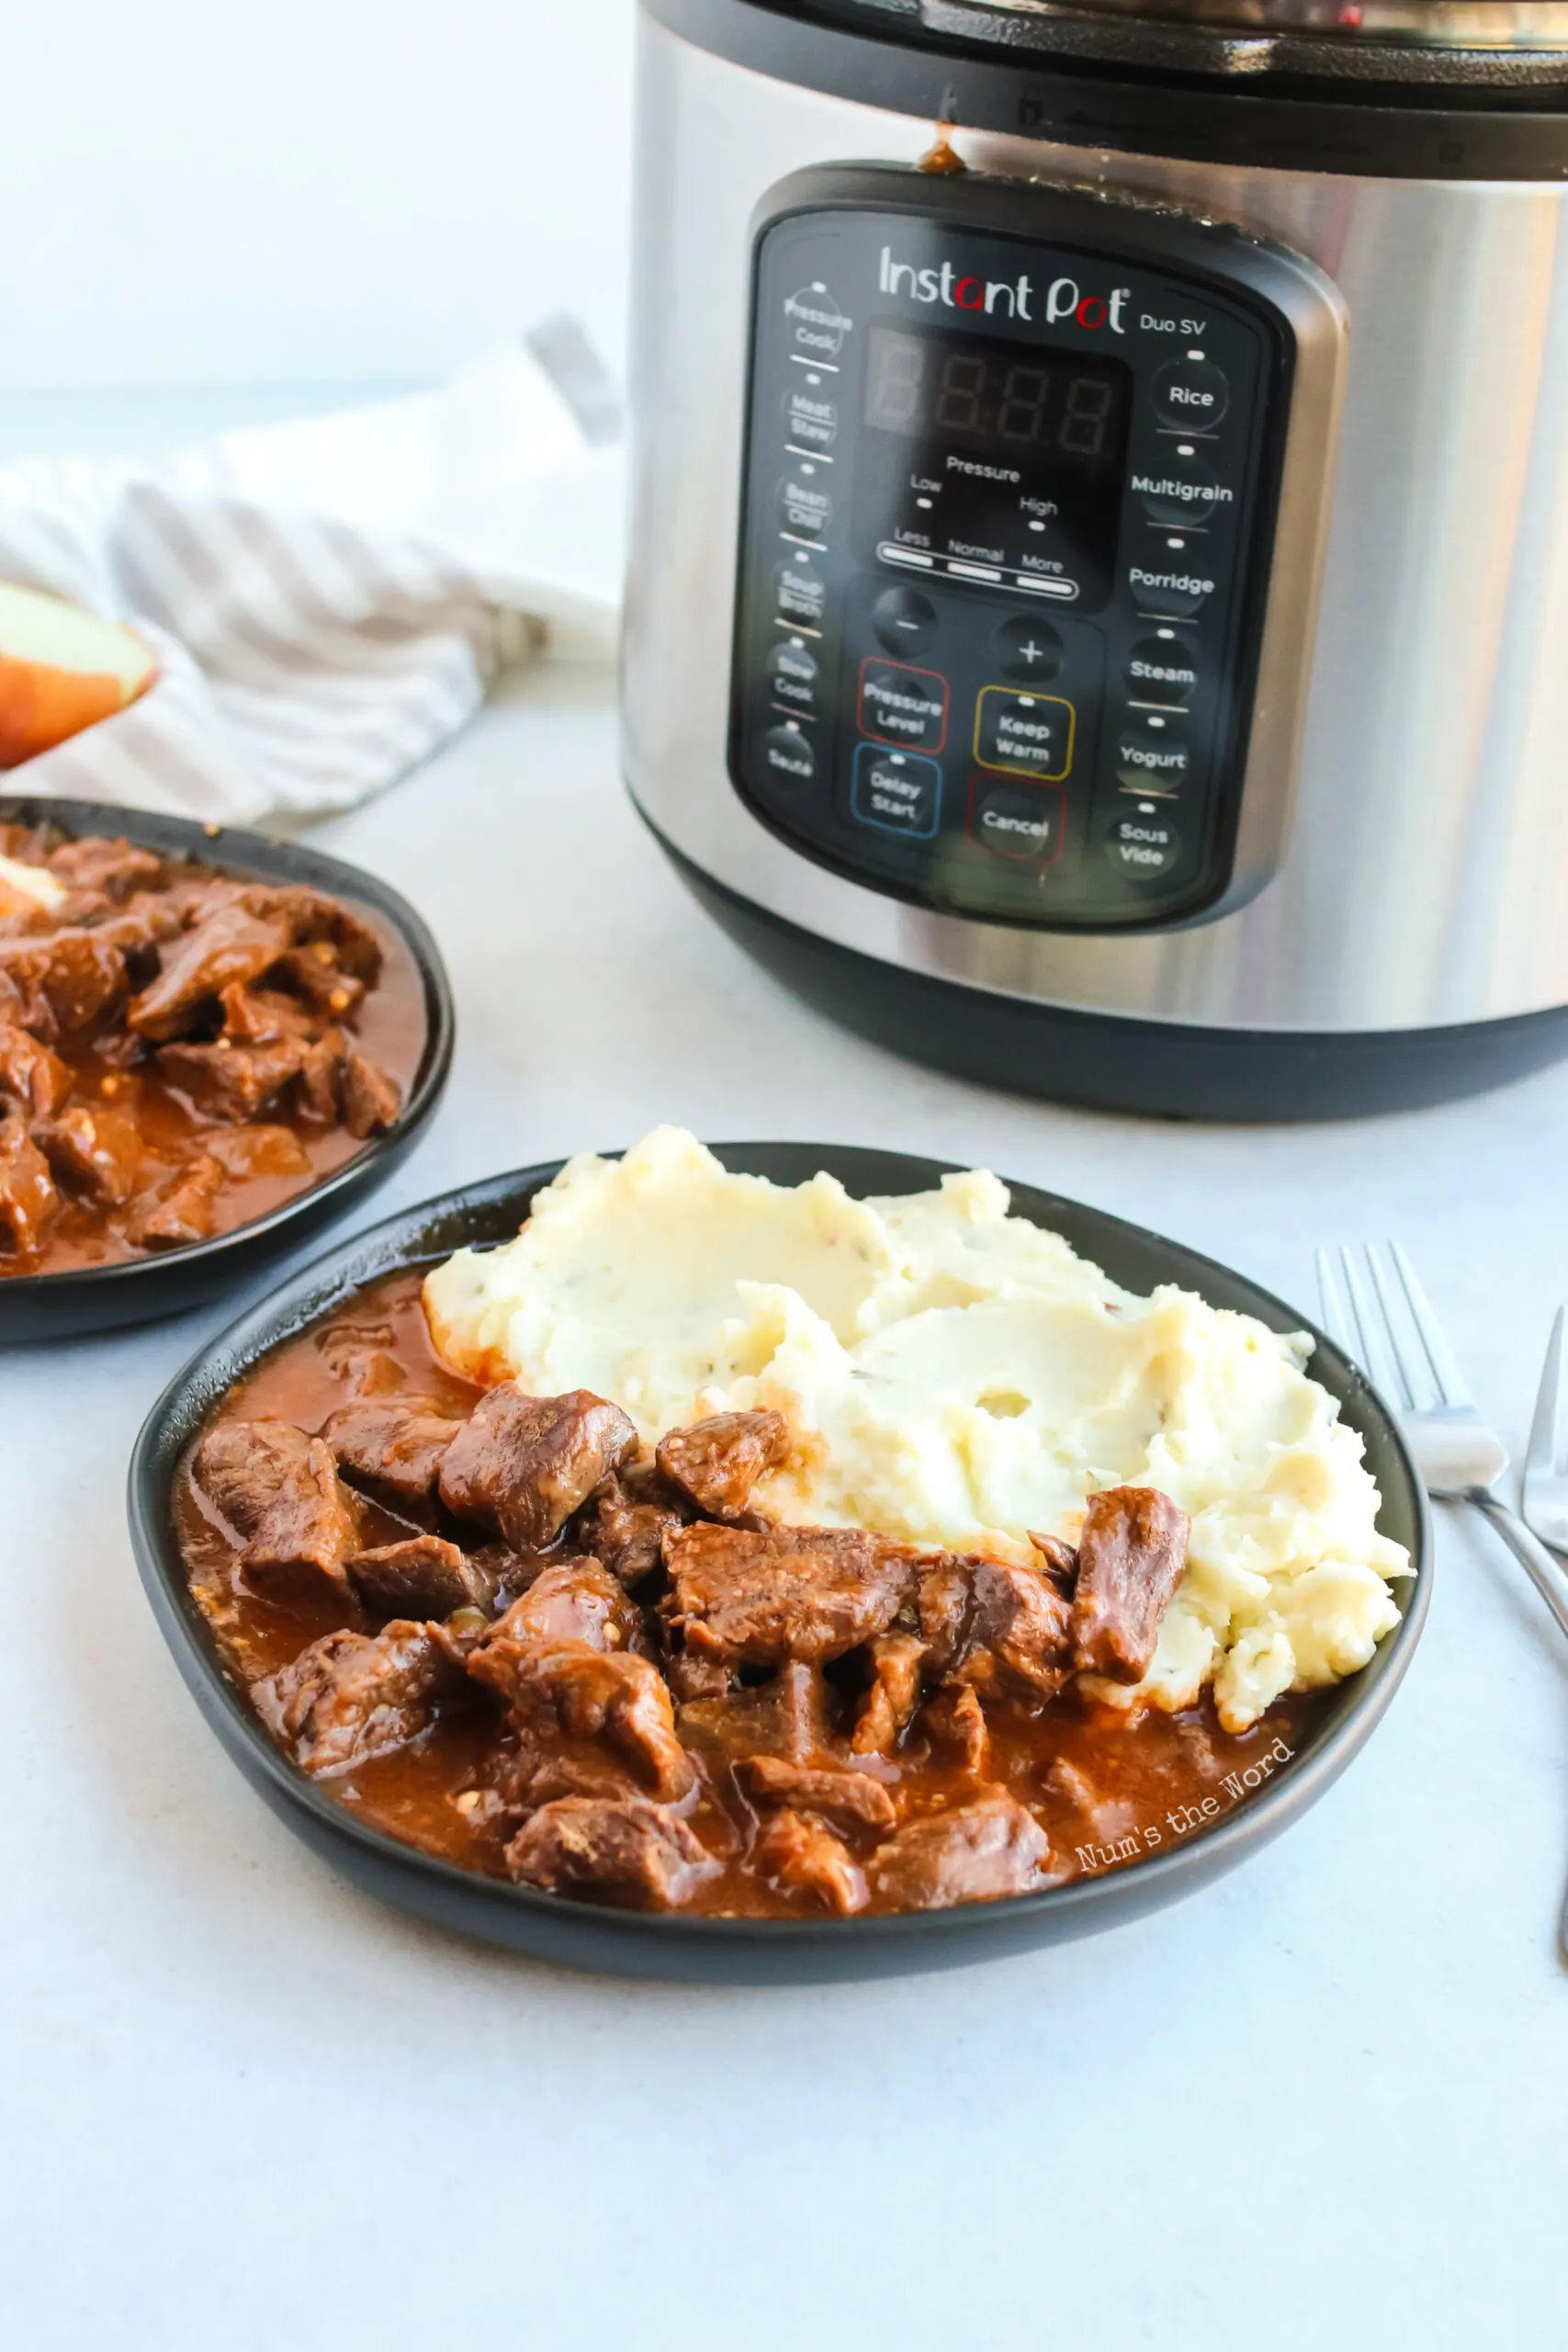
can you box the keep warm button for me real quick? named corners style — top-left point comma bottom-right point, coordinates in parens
top-left (858, 658), bottom-right (948, 753)
top-left (974, 687), bottom-right (1074, 782)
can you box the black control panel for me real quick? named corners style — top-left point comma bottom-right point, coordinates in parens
top-left (730, 174), bottom-right (1299, 931)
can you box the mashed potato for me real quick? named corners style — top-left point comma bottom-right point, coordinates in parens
top-left (423, 1126), bottom-right (1407, 1732)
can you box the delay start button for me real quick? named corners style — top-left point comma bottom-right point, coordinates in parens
top-left (1104, 810), bottom-right (1182, 879)
top-left (1150, 356), bottom-right (1230, 432)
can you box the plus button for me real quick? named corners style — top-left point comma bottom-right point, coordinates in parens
top-left (996, 614), bottom-right (1065, 684)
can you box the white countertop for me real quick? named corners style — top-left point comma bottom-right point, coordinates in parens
top-left (4, 662), bottom-right (1563, 2347)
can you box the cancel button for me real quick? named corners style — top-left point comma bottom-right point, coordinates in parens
top-left (969, 779), bottom-right (1065, 865)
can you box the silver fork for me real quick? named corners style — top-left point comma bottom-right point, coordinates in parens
top-left (1523, 1306), bottom-right (1568, 1557)
top-left (1316, 1242), bottom-right (1568, 1645)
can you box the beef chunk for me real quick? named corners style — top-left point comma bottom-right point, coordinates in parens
top-left (47, 836), bottom-right (164, 899)
top-left (0, 1023), bottom-right (71, 1116)
top-left (869, 1791), bottom-right (1050, 1910)
top-left (127, 1153), bottom-right (224, 1249)
top-left (323, 1397), bottom-right (463, 1508)
top-left (127, 901), bottom-right (292, 1040)
top-left (919, 1555), bottom-right (1072, 1703)
top-left (31, 1106), bottom-right (143, 1204)
top-left (237, 1437), bottom-right (362, 1600)
top-left (1068, 1486), bottom-right (1190, 1684)
top-left (203, 1125), bottom-right (311, 1181)
top-left (851, 1633), bottom-right (928, 1757)
top-left (438, 1385), bottom-right (638, 1552)
top-left (0, 927), bottom-right (127, 1036)
top-left (655, 1408), bottom-right (790, 1519)
top-left (1043, 1757), bottom-right (1138, 1850)
top-left (665, 1647), bottom-right (734, 1702)
top-left (923, 1682), bottom-right (990, 1777)
top-left (254, 1619), bottom-right (459, 1776)
top-left (274, 945), bottom-right (367, 1020)
top-left (297, 1028), bottom-right (346, 1121)
top-left (267, 886), bottom-right (383, 983)
top-left (156, 1037), bottom-right (306, 1123)
top-left (573, 1471), bottom-right (687, 1588)
top-left (92, 893), bottom-right (186, 963)
top-left (503, 1796), bottom-right (718, 1909)
top-left (663, 1522), bottom-right (919, 1668)
top-left (677, 1661), bottom-right (832, 1765)
top-left (467, 1637), bottom-right (694, 1802)
top-left (341, 1049), bottom-right (400, 1139)
top-left (346, 1535), bottom-right (492, 1620)
top-left (735, 1754), bottom-right (896, 1831)
top-left (481, 1557), bottom-right (644, 1654)
top-left (753, 1809), bottom-right (867, 1917)
top-left (219, 982), bottom-right (319, 1045)
top-left (193, 1419), bottom-right (315, 1536)
top-left (0, 1115), bottom-right (59, 1253)
top-left (1029, 1532), bottom-right (1078, 1588)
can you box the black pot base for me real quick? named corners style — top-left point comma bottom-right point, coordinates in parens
top-left (654, 831), bottom-right (1568, 1123)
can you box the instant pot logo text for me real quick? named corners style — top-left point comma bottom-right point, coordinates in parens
top-left (878, 247), bottom-right (1131, 332)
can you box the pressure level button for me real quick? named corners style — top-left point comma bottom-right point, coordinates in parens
top-left (1150, 357), bottom-right (1230, 432)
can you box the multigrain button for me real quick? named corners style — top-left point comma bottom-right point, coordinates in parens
top-left (851, 745), bottom-right (942, 838)
top-left (858, 657), bottom-right (948, 752)
top-left (1104, 809), bottom-right (1182, 878)
top-left (994, 615), bottom-right (1065, 683)
top-left (769, 639), bottom-right (819, 711)
top-left (1131, 450), bottom-right (1226, 526)
top-left (969, 779), bottom-right (1065, 865)
top-left (974, 687), bottom-right (1074, 782)
top-left (1151, 357), bottom-right (1230, 432)
top-left (761, 724), bottom-right (815, 788)
top-left (872, 584), bottom-right (938, 658)
top-left (1125, 634), bottom-right (1200, 706)
top-left (1114, 719), bottom-right (1193, 793)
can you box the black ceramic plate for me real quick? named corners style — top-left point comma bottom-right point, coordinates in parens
top-left (0, 795), bottom-right (454, 1341)
top-left (128, 1144), bottom-right (1429, 1984)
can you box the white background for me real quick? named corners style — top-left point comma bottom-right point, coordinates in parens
top-left (0, 0), bottom-right (637, 410)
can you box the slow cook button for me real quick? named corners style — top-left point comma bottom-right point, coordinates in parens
top-left (858, 657), bottom-right (948, 752)
top-left (1125, 633), bottom-right (1200, 706)
top-left (974, 686), bottom-right (1074, 781)
top-left (769, 639), bottom-right (819, 710)
top-left (1104, 809), bottom-right (1182, 878)
top-left (1127, 560), bottom-right (1215, 620)
top-left (969, 779), bottom-right (1065, 865)
top-left (780, 471), bottom-right (832, 537)
top-left (852, 745), bottom-right (942, 839)
top-left (1150, 356), bottom-right (1230, 432)
top-left (761, 723), bottom-right (815, 788)
top-left (1114, 719), bottom-right (1193, 792)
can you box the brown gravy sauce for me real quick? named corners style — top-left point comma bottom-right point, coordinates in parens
top-left (177, 1269), bottom-right (1329, 1917)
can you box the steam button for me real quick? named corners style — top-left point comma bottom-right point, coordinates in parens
top-left (1125, 634), bottom-right (1200, 706)
top-left (1151, 357), bottom-right (1230, 432)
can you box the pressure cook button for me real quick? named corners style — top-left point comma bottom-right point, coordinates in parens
top-left (872, 584), bottom-right (938, 658)
top-left (995, 615), bottom-right (1065, 684)
top-left (1127, 560), bottom-right (1215, 620)
top-left (851, 745), bottom-right (942, 839)
top-left (858, 658), bottom-right (948, 752)
top-left (1104, 809), bottom-right (1182, 879)
top-left (1125, 634), bottom-right (1200, 705)
top-left (775, 557), bottom-right (827, 626)
top-left (783, 283), bottom-right (850, 361)
top-left (769, 639), bottom-right (819, 711)
top-left (1150, 357), bottom-right (1230, 432)
top-left (969, 779), bottom-right (1065, 865)
top-left (761, 724), bottom-right (815, 788)
top-left (780, 472), bottom-right (831, 537)
top-left (1131, 451), bottom-right (1226, 526)
top-left (975, 687), bottom-right (1075, 782)
top-left (1114, 721), bottom-right (1192, 792)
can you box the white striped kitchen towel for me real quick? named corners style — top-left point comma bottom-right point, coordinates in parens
top-left (0, 326), bottom-right (625, 825)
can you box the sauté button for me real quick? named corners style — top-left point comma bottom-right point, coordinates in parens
top-left (969, 779), bottom-right (1066, 865)
top-left (1104, 809), bottom-right (1182, 878)
top-left (851, 745), bottom-right (942, 838)
top-left (775, 557), bottom-right (827, 626)
top-left (1125, 634), bottom-right (1200, 705)
top-left (859, 658), bottom-right (948, 752)
top-left (995, 615), bottom-right (1065, 683)
top-left (780, 471), bottom-right (831, 537)
top-left (1131, 449), bottom-right (1226, 526)
top-left (975, 687), bottom-right (1074, 781)
top-left (769, 639), bottom-right (819, 711)
top-left (1151, 357), bottom-right (1230, 432)
top-left (1114, 719), bottom-right (1193, 792)
top-left (872, 584), bottom-right (939, 658)
top-left (761, 724), bottom-right (815, 787)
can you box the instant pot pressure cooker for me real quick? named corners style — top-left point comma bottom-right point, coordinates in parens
top-left (622, 1), bottom-right (1568, 1118)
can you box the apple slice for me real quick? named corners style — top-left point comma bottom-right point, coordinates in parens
top-left (0, 582), bottom-right (158, 767)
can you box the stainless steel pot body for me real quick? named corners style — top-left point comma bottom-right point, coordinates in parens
top-left (623, 7), bottom-right (1568, 1035)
